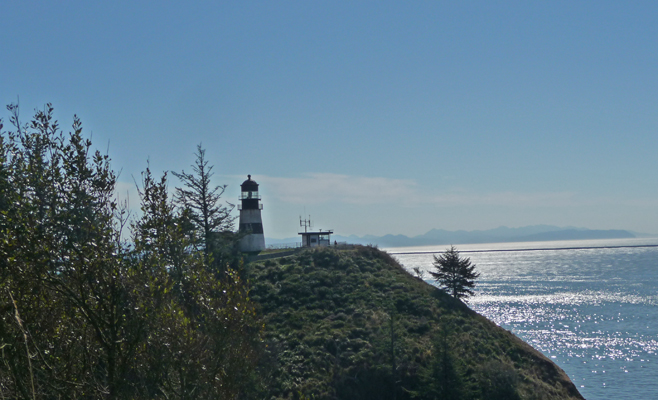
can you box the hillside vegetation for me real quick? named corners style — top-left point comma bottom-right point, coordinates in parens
top-left (248, 246), bottom-right (584, 400)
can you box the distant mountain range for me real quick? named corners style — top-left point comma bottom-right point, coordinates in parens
top-left (267, 225), bottom-right (642, 248)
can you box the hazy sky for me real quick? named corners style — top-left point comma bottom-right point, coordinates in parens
top-left (3, 1), bottom-right (658, 238)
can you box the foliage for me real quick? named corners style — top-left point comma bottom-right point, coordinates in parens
top-left (0, 104), bottom-right (260, 399)
top-left (422, 325), bottom-right (463, 399)
top-left (172, 144), bottom-right (241, 272)
top-left (477, 361), bottom-right (521, 400)
top-left (429, 246), bottom-right (480, 300)
top-left (247, 246), bottom-right (584, 400)
top-left (412, 266), bottom-right (425, 280)
top-left (0, 102), bottom-right (584, 400)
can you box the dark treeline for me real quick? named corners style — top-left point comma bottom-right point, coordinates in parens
top-left (0, 104), bottom-right (261, 399)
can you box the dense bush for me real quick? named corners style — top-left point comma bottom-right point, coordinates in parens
top-left (0, 104), bottom-right (260, 399)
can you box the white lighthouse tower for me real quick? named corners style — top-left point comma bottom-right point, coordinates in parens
top-left (238, 175), bottom-right (266, 252)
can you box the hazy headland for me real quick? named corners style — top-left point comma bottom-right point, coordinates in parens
top-left (268, 225), bottom-right (642, 249)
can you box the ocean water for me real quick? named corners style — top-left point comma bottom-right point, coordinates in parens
top-left (389, 238), bottom-right (658, 400)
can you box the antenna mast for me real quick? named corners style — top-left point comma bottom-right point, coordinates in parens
top-left (300, 215), bottom-right (312, 233)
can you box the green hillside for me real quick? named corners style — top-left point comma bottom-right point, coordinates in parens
top-left (248, 246), bottom-right (584, 400)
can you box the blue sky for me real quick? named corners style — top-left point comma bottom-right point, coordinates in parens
top-left (3, 1), bottom-right (658, 238)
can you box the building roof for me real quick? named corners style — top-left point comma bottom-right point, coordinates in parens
top-left (241, 174), bottom-right (259, 190)
top-left (299, 230), bottom-right (334, 235)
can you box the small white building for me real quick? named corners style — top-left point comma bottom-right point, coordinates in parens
top-left (299, 217), bottom-right (333, 247)
top-left (299, 230), bottom-right (334, 247)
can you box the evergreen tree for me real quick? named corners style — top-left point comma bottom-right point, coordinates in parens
top-left (172, 144), bottom-right (241, 272)
top-left (429, 246), bottom-right (480, 300)
top-left (172, 144), bottom-right (234, 255)
top-left (426, 327), bottom-right (463, 400)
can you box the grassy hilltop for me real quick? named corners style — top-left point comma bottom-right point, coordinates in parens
top-left (248, 246), bottom-right (584, 400)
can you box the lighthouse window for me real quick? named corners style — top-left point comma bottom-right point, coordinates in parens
top-left (241, 191), bottom-right (259, 199)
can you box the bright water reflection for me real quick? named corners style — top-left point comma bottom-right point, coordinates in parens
top-left (391, 238), bottom-right (658, 400)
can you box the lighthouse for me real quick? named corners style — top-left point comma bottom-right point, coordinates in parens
top-left (238, 175), bottom-right (266, 252)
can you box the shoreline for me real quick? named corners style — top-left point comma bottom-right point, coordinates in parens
top-left (389, 243), bottom-right (658, 255)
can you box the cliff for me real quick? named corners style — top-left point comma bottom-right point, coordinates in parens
top-left (248, 246), bottom-right (584, 400)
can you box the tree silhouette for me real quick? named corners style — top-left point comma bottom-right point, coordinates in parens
top-left (172, 144), bottom-right (243, 273)
top-left (172, 144), bottom-right (234, 256)
top-left (429, 246), bottom-right (480, 300)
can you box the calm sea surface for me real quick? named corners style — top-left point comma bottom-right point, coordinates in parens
top-left (389, 238), bottom-right (658, 400)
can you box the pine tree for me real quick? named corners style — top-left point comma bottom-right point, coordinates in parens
top-left (429, 246), bottom-right (480, 300)
top-left (172, 144), bottom-right (234, 257)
